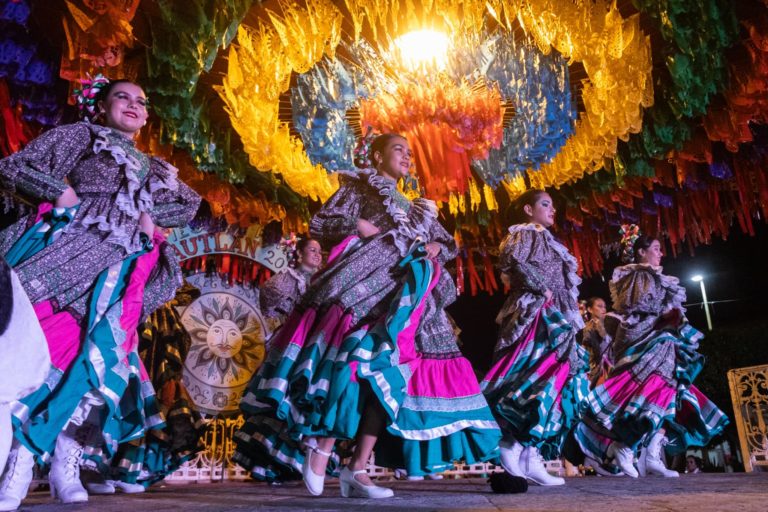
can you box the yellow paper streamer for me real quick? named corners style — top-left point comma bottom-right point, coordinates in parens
top-left (218, 0), bottom-right (652, 202)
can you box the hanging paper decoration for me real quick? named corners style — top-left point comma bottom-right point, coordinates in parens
top-left (216, 0), bottom-right (341, 201)
top-left (0, 0), bottom-right (62, 125)
top-left (472, 35), bottom-right (576, 185)
top-left (291, 57), bottom-right (368, 170)
top-left (218, 0), bottom-right (653, 202)
top-left (360, 75), bottom-right (504, 201)
top-left (58, 0), bottom-right (140, 85)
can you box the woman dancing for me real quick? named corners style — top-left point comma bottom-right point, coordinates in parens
top-left (233, 133), bottom-right (500, 498)
top-left (573, 228), bottom-right (728, 478)
top-left (259, 237), bottom-right (323, 342)
top-left (580, 297), bottom-right (612, 388)
top-left (0, 77), bottom-right (200, 510)
top-left (481, 189), bottom-right (588, 486)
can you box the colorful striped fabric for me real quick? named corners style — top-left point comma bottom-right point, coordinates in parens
top-left (6, 210), bottom-right (166, 466)
top-left (234, 242), bottom-right (500, 479)
top-left (482, 304), bottom-right (589, 458)
top-left (574, 323), bottom-right (728, 462)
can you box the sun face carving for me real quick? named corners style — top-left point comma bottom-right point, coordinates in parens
top-left (185, 296), bottom-right (264, 386)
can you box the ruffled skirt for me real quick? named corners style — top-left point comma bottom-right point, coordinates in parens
top-left (574, 324), bottom-right (728, 462)
top-left (233, 236), bottom-right (500, 479)
top-left (5, 206), bottom-right (165, 463)
top-left (481, 304), bottom-right (589, 457)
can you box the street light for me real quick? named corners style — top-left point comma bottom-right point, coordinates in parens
top-left (691, 274), bottom-right (713, 331)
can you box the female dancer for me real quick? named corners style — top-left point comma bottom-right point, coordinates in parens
top-left (481, 189), bottom-right (588, 486)
top-left (574, 229), bottom-right (728, 478)
top-left (259, 237), bottom-right (323, 341)
top-left (234, 133), bottom-right (500, 498)
top-left (233, 237), bottom-right (322, 483)
top-left (0, 77), bottom-right (200, 510)
top-left (580, 297), bottom-right (612, 388)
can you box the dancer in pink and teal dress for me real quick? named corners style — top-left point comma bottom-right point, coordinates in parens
top-left (0, 77), bottom-right (200, 511)
top-left (259, 237), bottom-right (323, 344)
top-left (573, 228), bottom-right (728, 478)
top-left (233, 133), bottom-right (500, 499)
top-left (481, 189), bottom-right (589, 486)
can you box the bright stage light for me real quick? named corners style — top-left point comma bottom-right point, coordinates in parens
top-left (392, 30), bottom-right (451, 71)
top-left (691, 274), bottom-right (703, 282)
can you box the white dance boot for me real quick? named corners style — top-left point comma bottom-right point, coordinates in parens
top-left (302, 444), bottom-right (331, 496)
top-left (499, 439), bottom-right (525, 477)
top-left (610, 441), bottom-right (639, 478)
top-left (339, 467), bottom-right (394, 498)
top-left (641, 432), bottom-right (679, 477)
top-left (0, 444), bottom-right (35, 511)
top-left (49, 434), bottom-right (88, 503)
top-left (520, 447), bottom-right (565, 486)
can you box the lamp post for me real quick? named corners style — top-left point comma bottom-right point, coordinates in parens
top-left (691, 275), bottom-right (713, 331)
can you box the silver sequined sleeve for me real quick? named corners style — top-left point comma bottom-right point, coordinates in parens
top-left (0, 123), bottom-right (91, 201)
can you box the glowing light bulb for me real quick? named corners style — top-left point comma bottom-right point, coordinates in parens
top-left (392, 30), bottom-right (451, 71)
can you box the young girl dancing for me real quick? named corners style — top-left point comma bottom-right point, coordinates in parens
top-left (574, 227), bottom-right (728, 477)
top-left (233, 133), bottom-right (500, 498)
top-left (481, 189), bottom-right (588, 486)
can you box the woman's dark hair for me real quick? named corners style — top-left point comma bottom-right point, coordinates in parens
top-left (290, 237), bottom-right (317, 268)
top-left (354, 133), bottom-right (405, 169)
top-left (507, 189), bottom-right (549, 225)
top-left (585, 297), bottom-right (604, 310)
top-left (631, 235), bottom-right (659, 263)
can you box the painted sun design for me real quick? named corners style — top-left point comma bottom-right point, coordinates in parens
top-left (185, 296), bottom-right (263, 385)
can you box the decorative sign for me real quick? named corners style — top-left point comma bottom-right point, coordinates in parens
top-left (180, 273), bottom-right (267, 416)
top-left (168, 227), bottom-right (289, 272)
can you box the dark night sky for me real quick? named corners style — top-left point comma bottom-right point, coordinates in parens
top-left (449, 223), bottom-right (768, 372)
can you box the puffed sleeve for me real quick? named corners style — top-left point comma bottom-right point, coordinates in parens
top-left (309, 175), bottom-right (363, 249)
top-left (428, 217), bottom-right (458, 262)
top-left (609, 266), bottom-right (663, 316)
top-left (0, 123), bottom-right (91, 202)
top-left (498, 230), bottom-right (548, 295)
top-left (147, 158), bottom-right (202, 228)
top-left (259, 271), bottom-right (301, 321)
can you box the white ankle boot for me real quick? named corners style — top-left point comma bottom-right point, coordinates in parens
top-left (302, 444), bottom-right (331, 496)
top-left (610, 441), bottom-right (639, 478)
top-left (0, 444), bottom-right (35, 512)
top-left (339, 467), bottom-right (394, 498)
top-left (499, 439), bottom-right (525, 477)
top-left (641, 432), bottom-right (679, 477)
top-left (49, 434), bottom-right (88, 503)
top-left (520, 447), bottom-right (565, 486)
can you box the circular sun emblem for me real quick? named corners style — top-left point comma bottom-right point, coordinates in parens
top-left (180, 277), bottom-right (266, 415)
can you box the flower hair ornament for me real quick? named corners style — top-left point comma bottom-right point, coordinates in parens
top-left (619, 224), bottom-right (640, 263)
top-left (73, 73), bottom-right (110, 121)
top-left (279, 232), bottom-right (299, 266)
top-left (353, 125), bottom-right (376, 168)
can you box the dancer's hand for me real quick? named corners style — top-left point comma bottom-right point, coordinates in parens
top-left (356, 218), bottom-right (380, 238)
top-left (139, 211), bottom-right (155, 237)
top-left (424, 242), bottom-right (441, 259)
top-left (544, 289), bottom-right (553, 302)
top-left (55, 186), bottom-right (79, 208)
